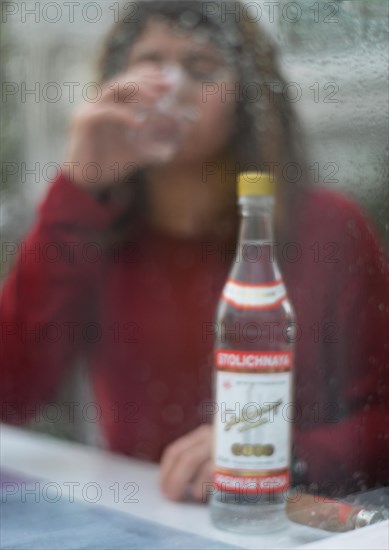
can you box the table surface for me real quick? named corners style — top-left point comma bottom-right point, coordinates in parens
top-left (1, 424), bottom-right (388, 550)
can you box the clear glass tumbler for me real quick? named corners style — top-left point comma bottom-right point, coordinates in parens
top-left (129, 64), bottom-right (199, 164)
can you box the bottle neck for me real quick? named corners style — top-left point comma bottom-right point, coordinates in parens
top-left (238, 196), bottom-right (274, 243)
top-left (226, 195), bottom-right (281, 285)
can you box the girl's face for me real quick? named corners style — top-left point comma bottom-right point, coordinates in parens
top-left (127, 18), bottom-right (239, 163)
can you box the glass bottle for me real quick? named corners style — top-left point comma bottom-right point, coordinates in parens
top-left (210, 171), bottom-right (296, 533)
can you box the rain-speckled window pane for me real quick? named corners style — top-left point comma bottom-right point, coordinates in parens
top-left (1, 0), bottom-right (388, 542)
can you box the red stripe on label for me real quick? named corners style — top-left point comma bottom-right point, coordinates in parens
top-left (228, 278), bottom-right (283, 288)
top-left (213, 471), bottom-right (290, 494)
top-left (222, 293), bottom-right (287, 310)
top-left (215, 350), bottom-right (292, 370)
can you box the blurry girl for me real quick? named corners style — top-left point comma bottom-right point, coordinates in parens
top-left (1, 1), bottom-right (388, 502)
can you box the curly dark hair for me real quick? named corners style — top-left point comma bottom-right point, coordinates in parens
top-left (95, 0), bottom-right (310, 261)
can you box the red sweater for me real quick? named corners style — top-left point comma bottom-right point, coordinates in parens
top-left (1, 173), bottom-right (389, 496)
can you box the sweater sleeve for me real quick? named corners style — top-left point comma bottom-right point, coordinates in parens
top-left (294, 190), bottom-right (389, 495)
top-left (0, 172), bottom-right (124, 425)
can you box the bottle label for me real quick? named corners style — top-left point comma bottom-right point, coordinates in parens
top-left (213, 350), bottom-right (292, 494)
top-left (222, 278), bottom-right (287, 310)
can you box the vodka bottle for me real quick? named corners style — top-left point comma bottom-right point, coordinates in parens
top-left (210, 171), bottom-right (296, 533)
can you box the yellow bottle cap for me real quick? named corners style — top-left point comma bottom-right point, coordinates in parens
top-left (237, 171), bottom-right (276, 197)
